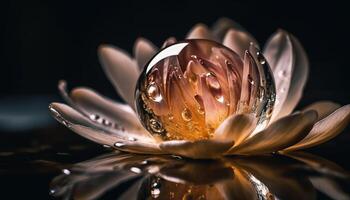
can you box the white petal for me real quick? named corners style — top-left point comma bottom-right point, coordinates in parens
top-left (302, 101), bottom-right (341, 120)
top-left (49, 103), bottom-right (162, 154)
top-left (283, 104), bottom-right (350, 151)
top-left (133, 37), bottom-right (158, 71)
top-left (186, 23), bottom-right (214, 40)
top-left (159, 139), bottom-right (233, 159)
top-left (69, 87), bottom-right (151, 136)
top-left (98, 45), bottom-right (139, 109)
top-left (264, 30), bottom-right (309, 122)
top-left (214, 113), bottom-right (256, 146)
top-left (223, 29), bottom-right (259, 58)
top-left (226, 111), bottom-right (317, 155)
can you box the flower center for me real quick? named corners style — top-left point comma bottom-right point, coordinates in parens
top-left (135, 39), bottom-right (275, 141)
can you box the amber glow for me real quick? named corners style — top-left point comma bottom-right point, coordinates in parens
top-left (135, 39), bottom-right (275, 141)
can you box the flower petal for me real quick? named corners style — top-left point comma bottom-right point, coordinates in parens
top-left (186, 23), bottom-right (214, 40)
top-left (264, 30), bottom-right (309, 122)
top-left (49, 103), bottom-right (162, 154)
top-left (283, 104), bottom-right (350, 151)
top-left (69, 87), bottom-right (155, 138)
top-left (302, 101), bottom-right (341, 121)
top-left (98, 44), bottom-right (139, 108)
top-left (214, 113), bottom-right (256, 146)
top-left (133, 37), bottom-right (158, 71)
top-left (226, 111), bottom-right (317, 155)
top-left (58, 82), bottom-right (153, 140)
top-left (211, 17), bottom-right (248, 41)
top-left (223, 29), bottom-right (259, 58)
top-left (161, 37), bottom-right (177, 48)
top-left (159, 139), bottom-right (233, 159)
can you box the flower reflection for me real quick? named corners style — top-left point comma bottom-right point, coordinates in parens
top-left (50, 152), bottom-right (350, 200)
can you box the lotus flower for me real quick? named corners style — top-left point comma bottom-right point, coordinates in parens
top-left (50, 152), bottom-right (350, 199)
top-left (49, 18), bottom-right (350, 159)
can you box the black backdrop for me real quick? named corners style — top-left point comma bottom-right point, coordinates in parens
top-left (1, 0), bottom-right (349, 106)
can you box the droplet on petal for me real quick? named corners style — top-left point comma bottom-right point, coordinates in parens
top-left (135, 39), bottom-right (275, 141)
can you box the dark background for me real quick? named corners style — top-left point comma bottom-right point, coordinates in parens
top-left (1, 0), bottom-right (349, 106)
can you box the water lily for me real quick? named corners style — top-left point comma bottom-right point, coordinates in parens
top-left (49, 18), bottom-right (350, 159)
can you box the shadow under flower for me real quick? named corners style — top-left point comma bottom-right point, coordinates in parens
top-left (50, 152), bottom-right (350, 200)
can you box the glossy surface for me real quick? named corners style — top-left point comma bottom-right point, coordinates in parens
top-left (135, 39), bottom-right (276, 141)
top-left (0, 125), bottom-right (349, 199)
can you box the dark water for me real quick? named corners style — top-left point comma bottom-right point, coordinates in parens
top-left (1, 124), bottom-right (350, 200)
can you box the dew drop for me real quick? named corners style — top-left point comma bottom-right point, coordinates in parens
top-left (151, 178), bottom-right (161, 198)
top-left (114, 142), bottom-right (124, 148)
top-left (128, 137), bottom-right (137, 141)
top-left (197, 107), bottom-right (205, 115)
top-left (205, 73), bottom-right (224, 103)
top-left (62, 169), bottom-right (71, 175)
top-left (181, 108), bottom-right (192, 121)
top-left (89, 114), bottom-right (100, 121)
top-left (130, 167), bottom-right (142, 174)
top-left (146, 82), bottom-right (162, 102)
top-left (278, 70), bottom-right (287, 78)
top-left (168, 113), bottom-right (174, 120)
top-left (102, 118), bottom-right (112, 126)
top-left (141, 160), bottom-right (148, 165)
top-left (149, 119), bottom-right (164, 134)
top-left (248, 74), bottom-right (255, 85)
top-left (49, 189), bottom-right (55, 195)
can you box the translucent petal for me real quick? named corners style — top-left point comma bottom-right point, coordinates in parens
top-left (134, 37), bottom-right (158, 71)
top-left (283, 104), bottom-right (350, 151)
top-left (226, 111), bottom-right (317, 155)
top-left (98, 45), bottom-right (139, 108)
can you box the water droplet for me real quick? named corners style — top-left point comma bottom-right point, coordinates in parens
top-left (141, 160), bottom-right (148, 165)
top-left (248, 74), bottom-right (255, 85)
top-left (197, 107), bottom-right (205, 115)
top-left (130, 167), bottom-right (142, 174)
top-left (168, 113), bottom-right (174, 120)
top-left (90, 114), bottom-right (100, 121)
top-left (128, 137), bottom-right (137, 141)
top-left (149, 119), bottom-right (164, 134)
top-left (62, 169), bottom-right (71, 175)
top-left (181, 108), bottom-right (192, 121)
top-left (103, 144), bottom-right (111, 148)
top-left (102, 118), bottom-right (112, 126)
top-left (171, 155), bottom-right (182, 159)
top-left (151, 178), bottom-right (161, 198)
top-left (135, 40), bottom-right (275, 141)
top-left (146, 82), bottom-right (162, 102)
top-left (278, 70), bottom-right (287, 78)
top-left (114, 142), bottom-right (124, 148)
top-left (206, 73), bottom-right (224, 103)
top-left (49, 189), bottom-right (55, 195)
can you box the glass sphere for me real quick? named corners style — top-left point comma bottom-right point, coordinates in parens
top-left (135, 39), bottom-right (275, 141)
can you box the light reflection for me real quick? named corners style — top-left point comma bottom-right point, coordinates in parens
top-left (49, 152), bottom-right (350, 200)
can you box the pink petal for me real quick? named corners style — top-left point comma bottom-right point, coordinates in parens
top-left (133, 37), bottom-right (158, 71)
top-left (98, 44), bottom-right (139, 108)
top-left (283, 104), bottom-right (350, 151)
top-left (264, 30), bottom-right (309, 122)
top-left (226, 111), bottom-right (317, 155)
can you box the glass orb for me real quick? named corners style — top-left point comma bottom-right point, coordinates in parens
top-left (135, 39), bottom-right (275, 141)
